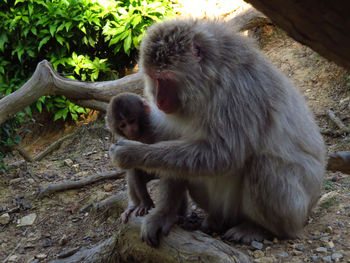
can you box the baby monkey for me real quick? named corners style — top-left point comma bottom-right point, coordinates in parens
top-left (106, 92), bottom-right (156, 222)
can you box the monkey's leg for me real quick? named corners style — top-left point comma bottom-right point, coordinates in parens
top-left (122, 169), bottom-right (141, 223)
top-left (133, 169), bottom-right (155, 217)
top-left (141, 178), bottom-right (187, 247)
top-left (224, 155), bottom-right (321, 243)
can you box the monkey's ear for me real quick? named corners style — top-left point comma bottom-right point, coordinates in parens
top-left (191, 41), bottom-right (203, 61)
top-left (142, 99), bottom-right (151, 114)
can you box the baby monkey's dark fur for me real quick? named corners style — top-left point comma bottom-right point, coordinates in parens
top-left (106, 93), bottom-right (156, 222)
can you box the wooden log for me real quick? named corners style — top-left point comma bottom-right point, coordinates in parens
top-left (49, 191), bottom-right (251, 263)
top-left (0, 60), bottom-right (143, 125)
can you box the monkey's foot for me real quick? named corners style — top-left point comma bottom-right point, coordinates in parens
top-left (222, 222), bottom-right (266, 243)
top-left (134, 201), bottom-right (155, 217)
top-left (141, 212), bottom-right (177, 247)
top-left (121, 206), bottom-right (137, 223)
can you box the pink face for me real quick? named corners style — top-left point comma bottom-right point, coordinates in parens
top-left (149, 72), bottom-right (181, 114)
top-left (117, 118), bottom-right (139, 140)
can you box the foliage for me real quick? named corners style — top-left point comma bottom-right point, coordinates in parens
top-left (0, 113), bottom-right (30, 173)
top-left (0, 0), bottom-right (174, 170)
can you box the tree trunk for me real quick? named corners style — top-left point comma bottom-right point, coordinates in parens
top-left (245, 0), bottom-right (350, 68)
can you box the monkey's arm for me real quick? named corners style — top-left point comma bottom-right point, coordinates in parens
top-left (109, 139), bottom-right (242, 177)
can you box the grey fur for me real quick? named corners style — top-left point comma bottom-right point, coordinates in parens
top-left (109, 19), bottom-right (325, 246)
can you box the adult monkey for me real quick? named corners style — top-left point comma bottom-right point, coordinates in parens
top-left (109, 19), bottom-right (325, 246)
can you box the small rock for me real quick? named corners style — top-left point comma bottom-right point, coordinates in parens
top-left (326, 226), bottom-right (333, 233)
top-left (251, 241), bottom-right (263, 250)
top-left (322, 256), bottom-right (331, 262)
top-left (272, 237), bottom-right (278, 244)
top-left (311, 255), bottom-right (320, 262)
top-left (338, 221), bottom-right (345, 228)
top-left (278, 252), bottom-right (289, 258)
top-left (103, 183), bottom-right (113, 192)
top-left (35, 253), bottom-right (47, 260)
top-left (27, 258), bottom-right (39, 263)
top-left (0, 213), bottom-right (10, 225)
top-left (59, 234), bottom-right (68, 246)
top-left (27, 178), bottom-right (35, 184)
top-left (324, 241), bottom-right (334, 249)
top-left (296, 244), bottom-right (305, 251)
top-left (8, 255), bottom-right (18, 262)
top-left (293, 250), bottom-right (303, 256)
top-left (72, 164), bottom-right (80, 173)
top-left (64, 159), bottom-right (73, 167)
top-left (316, 247), bottom-right (328, 253)
top-left (17, 213), bottom-right (37, 227)
top-left (331, 253), bottom-right (343, 260)
top-left (253, 250), bottom-right (265, 258)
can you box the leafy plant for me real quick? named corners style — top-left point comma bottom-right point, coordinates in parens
top-left (0, 0), bottom-right (174, 171)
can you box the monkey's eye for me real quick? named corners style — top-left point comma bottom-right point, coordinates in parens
top-left (120, 123), bottom-right (126, 129)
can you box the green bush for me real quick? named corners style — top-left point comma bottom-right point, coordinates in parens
top-left (0, 0), bottom-right (174, 171)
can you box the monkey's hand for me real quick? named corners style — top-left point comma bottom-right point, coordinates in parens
top-left (109, 139), bottom-right (143, 169)
top-left (141, 211), bottom-right (178, 247)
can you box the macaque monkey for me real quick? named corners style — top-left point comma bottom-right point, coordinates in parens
top-left (109, 19), bottom-right (325, 246)
top-left (106, 93), bottom-right (156, 222)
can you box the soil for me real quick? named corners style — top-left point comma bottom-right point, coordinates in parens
top-left (1, 1), bottom-right (350, 262)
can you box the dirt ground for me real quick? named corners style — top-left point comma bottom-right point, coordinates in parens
top-left (1, 1), bottom-right (350, 263)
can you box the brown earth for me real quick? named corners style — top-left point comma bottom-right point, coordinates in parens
top-left (1, 1), bottom-right (350, 262)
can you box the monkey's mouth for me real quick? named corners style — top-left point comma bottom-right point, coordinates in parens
top-left (153, 77), bottom-right (181, 114)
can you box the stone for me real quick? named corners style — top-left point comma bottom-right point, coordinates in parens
top-left (0, 213), bottom-right (10, 225)
top-left (324, 241), bottom-right (334, 249)
top-left (251, 241), bottom-right (263, 250)
top-left (322, 256), bottom-right (331, 262)
top-left (278, 252), bottom-right (289, 258)
top-left (9, 178), bottom-right (22, 185)
top-left (64, 159), bottom-right (73, 167)
top-left (311, 255), bottom-right (320, 262)
top-left (326, 226), bottom-right (333, 233)
top-left (338, 221), bottom-right (345, 228)
top-left (272, 237), bottom-right (278, 244)
top-left (17, 213), bottom-right (37, 227)
top-left (331, 253), bottom-right (343, 260)
top-left (316, 247), bottom-right (328, 253)
top-left (296, 244), bottom-right (305, 251)
top-left (35, 253), bottom-right (47, 260)
top-left (293, 250), bottom-right (303, 256)
top-left (59, 234), bottom-right (68, 246)
top-left (72, 164), bottom-right (80, 173)
top-left (103, 183), bottom-right (113, 192)
top-left (8, 255), bottom-right (18, 262)
top-left (253, 250), bottom-right (265, 258)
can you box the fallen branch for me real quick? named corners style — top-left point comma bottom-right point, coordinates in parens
top-left (38, 170), bottom-right (124, 197)
top-left (326, 110), bottom-right (350, 134)
top-left (50, 191), bottom-right (251, 263)
top-left (8, 133), bottom-right (76, 168)
top-left (0, 60), bottom-right (144, 125)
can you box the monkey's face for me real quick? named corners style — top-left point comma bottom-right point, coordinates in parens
top-left (116, 117), bottom-right (140, 140)
top-left (140, 19), bottom-right (206, 116)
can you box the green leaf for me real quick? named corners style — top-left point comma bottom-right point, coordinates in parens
top-left (16, 48), bottom-right (24, 62)
top-left (36, 101), bottom-right (42, 113)
top-left (55, 35), bottom-right (64, 46)
top-left (30, 27), bottom-right (37, 36)
top-left (0, 33), bottom-right (8, 52)
top-left (24, 106), bottom-right (32, 116)
top-left (49, 24), bottom-right (56, 37)
top-left (38, 36), bottom-right (50, 51)
top-left (131, 15), bottom-right (142, 27)
top-left (124, 32), bottom-right (132, 55)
